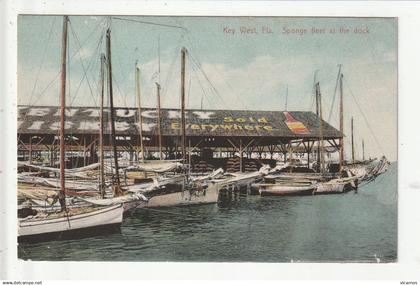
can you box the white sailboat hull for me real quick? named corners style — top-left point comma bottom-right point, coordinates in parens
top-left (137, 183), bottom-right (220, 208)
top-left (314, 175), bottom-right (359, 194)
top-left (18, 204), bottom-right (123, 241)
top-left (315, 183), bottom-right (345, 194)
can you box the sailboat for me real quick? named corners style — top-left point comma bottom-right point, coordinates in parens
top-left (68, 29), bottom-right (153, 214)
top-left (131, 47), bottom-right (221, 207)
top-left (18, 16), bottom-right (124, 243)
top-left (313, 69), bottom-right (388, 194)
top-left (125, 47), bottom-right (264, 207)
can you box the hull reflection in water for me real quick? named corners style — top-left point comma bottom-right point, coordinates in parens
top-left (138, 183), bottom-right (221, 208)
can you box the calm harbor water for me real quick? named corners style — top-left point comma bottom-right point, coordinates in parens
top-left (18, 163), bottom-right (397, 262)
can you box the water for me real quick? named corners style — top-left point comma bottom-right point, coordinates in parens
top-left (18, 163), bottom-right (397, 262)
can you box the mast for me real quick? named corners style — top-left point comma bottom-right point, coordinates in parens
top-left (362, 139), bottom-right (365, 161)
top-left (181, 47), bottom-right (187, 165)
top-left (156, 82), bottom-right (163, 160)
top-left (339, 72), bottom-right (344, 171)
top-left (99, 53), bottom-right (106, 198)
top-left (106, 28), bottom-right (122, 196)
top-left (285, 84), bottom-right (288, 111)
top-left (59, 15), bottom-right (68, 212)
top-left (315, 81), bottom-right (320, 170)
top-left (135, 64), bottom-right (144, 161)
top-left (316, 83), bottom-right (325, 174)
top-left (351, 117), bottom-right (355, 163)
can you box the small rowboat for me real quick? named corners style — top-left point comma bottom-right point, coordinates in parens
top-left (256, 183), bottom-right (316, 196)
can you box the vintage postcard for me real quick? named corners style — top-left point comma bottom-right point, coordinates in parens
top-left (14, 15), bottom-right (397, 264)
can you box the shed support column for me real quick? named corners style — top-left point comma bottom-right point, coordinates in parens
top-left (49, 146), bottom-right (53, 166)
top-left (129, 148), bottom-right (134, 166)
top-left (28, 135), bottom-right (32, 164)
top-left (188, 139), bottom-right (191, 173)
top-left (239, 139), bottom-right (243, 173)
top-left (307, 143), bottom-right (311, 169)
top-left (89, 136), bottom-right (96, 165)
top-left (283, 150), bottom-right (287, 164)
top-left (83, 136), bottom-right (87, 166)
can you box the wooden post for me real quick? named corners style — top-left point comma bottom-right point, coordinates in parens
top-left (59, 16), bottom-right (68, 211)
top-left (106, 28), bottom-right (122, 196)
top-left (181, 47), bottom-right (187, 165)
top-left (351, 117), bottom-right (355, 163)
top-left (156, 82), bottom-right (163, 160)
top-left (135, 64), bottom-right (144, 161)
top-left (339, 72), bottom-right (344, 171)
top-left (99, 53), bottom-right (106, 198)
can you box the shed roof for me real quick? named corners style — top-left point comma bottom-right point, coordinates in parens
top-left (17, 105), bottom-right (342, 139)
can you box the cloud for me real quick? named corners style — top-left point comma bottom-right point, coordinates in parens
top-left (129, 54), bottom-right (320, 113)
top-left (76, 47), bottom-right (94, 61)
top-left (18, 62), bottom-right (99, 107)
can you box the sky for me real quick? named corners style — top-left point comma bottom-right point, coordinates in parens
top-left (17, 16), bottom-right (397, 161)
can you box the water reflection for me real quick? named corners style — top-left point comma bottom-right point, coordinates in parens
top-left (18, 163), bottom-right (397, 262)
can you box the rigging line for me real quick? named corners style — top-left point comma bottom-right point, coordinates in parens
top-left (84, 24), bottom-right (108, 95)
top-left (110, 28), bottom-right (130, 108)
top-left (194, 72), bottom-right (209, 109)
top-left (308, 69), bottom-right (319, 112)
top-left (29, 18), bottom-right (105, 107)
top-left (112, 75), bottom-right (128, 107)
top-left (69, 19), bottom-right (102, 99)
top-left (187, 53), bottom-right (228, 107)
top-left (188, 56), bottom-right (251, 140)
top-left (70, 30), bottom-right (104, 106)
top-left (184, 32), bottom-right (249, 110)
top-left (159, 50), bottom-right (177, 100)
top-left (309, 90), bottom-right (316, 113)
top-left (327, 65), bottom-right (342, 123)
top-left (191, 64), bottom-right (215, 109)
top-left (111, 17), bottom-right (188, 32)
top-left (161, 34), bottom-right (186, 100)
top-left (185, 37), bottom-right (249, 110)
top-left (187, 77), bottom-right (192, 109)
top-left (28, 17), bottom-right (57, 106)
top-left (189, 62), bottom-right (218, 109)
top-left (343, 76), bottom-right (386, 155)
top-left (191, 55), bottom-right (245, 116)
top-left (68, 20), bottom-right (100, 107)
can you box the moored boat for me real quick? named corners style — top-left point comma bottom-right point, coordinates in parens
top-left (257, 183), bottom-right (316, 196)
top-left (18, 16), bottom-right (125, 243)
top-left (18, 204), bottom-right (123, 243)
